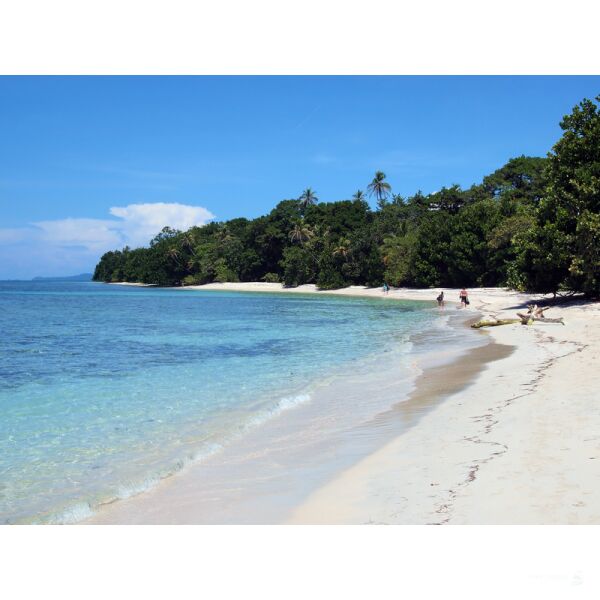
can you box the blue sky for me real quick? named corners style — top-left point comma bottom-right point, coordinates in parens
top-left (1, 76), bottom-right (599, 278)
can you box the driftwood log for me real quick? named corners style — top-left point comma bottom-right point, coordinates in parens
top-left (472, 304), bottom-right (564, 329)
top-left (471, 318), bottom-right (520, 329)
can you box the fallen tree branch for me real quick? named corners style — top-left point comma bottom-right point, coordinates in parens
top-left (471, 304), bottom-right (565, 329)
top-left (517, 313), bottom-right (565, 325)
top-left (536, 317), bottom-right (565, 325)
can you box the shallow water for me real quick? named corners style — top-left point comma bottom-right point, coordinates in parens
top-left (0, 281), bottom-right (439, 524)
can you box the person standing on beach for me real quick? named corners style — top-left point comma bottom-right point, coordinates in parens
top-left (383, 282), bottom-right (389, 295)
top-left (459, 287), bottom-right (469, 308)
top-left (436, 290), bottom-right (445, 309)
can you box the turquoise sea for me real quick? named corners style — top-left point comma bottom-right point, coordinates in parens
top-left (0, 281), bottom-right (439, 524)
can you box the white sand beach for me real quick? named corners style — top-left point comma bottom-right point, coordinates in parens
top-left (107, 281), bottom-right (158, 287)
top-left (89, 282), bottom-right (600, 524)
top-left (270, 285), bottom-right (599, 524)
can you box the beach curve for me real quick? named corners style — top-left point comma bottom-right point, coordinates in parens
top-left (81, 283), bottom-right (600, 524)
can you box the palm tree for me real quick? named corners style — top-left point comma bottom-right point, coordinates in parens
top-left (289, 222), bottom-right (314, 245)
top-left (367, 171), bottom-right (392, 204)
top-left (167, 246), bottom-right (183, 267)
top-left (332, 237), bottom-right (350, 259)
top-left (352, 190), bottom-right (366, 202)
top-left (181, 232), bottom-right (198, 257)
top-left (298, 188), bottom-right (318, 211)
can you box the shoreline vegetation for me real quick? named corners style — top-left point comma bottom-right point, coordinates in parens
top-left (94, 95), bottom-right (600, 300)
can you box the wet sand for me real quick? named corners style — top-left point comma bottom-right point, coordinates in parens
top-left (85, 304), bottom-right (501, 524)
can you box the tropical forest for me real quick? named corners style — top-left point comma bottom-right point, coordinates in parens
top-left (94, 95), bottom-right (600, 297)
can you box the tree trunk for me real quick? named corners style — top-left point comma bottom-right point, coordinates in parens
top-left (471, 318), bottom-right (520, 329)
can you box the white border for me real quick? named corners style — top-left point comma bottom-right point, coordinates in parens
top-left (0, 0), bottom-right (599, 74)
top-left (2, 526), bottom-right (600, 599)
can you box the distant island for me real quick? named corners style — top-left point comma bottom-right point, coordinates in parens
top-left (32, 273), bottom-right (93, 282)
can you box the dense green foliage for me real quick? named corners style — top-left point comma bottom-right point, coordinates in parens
top-left (508, 95), bottom-right (600, 297)
top-left (94, 96), bottom-right (599, 296)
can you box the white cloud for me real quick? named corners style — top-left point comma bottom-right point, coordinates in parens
top-left (32, 202), bottom-right (215, 252)
top-left (34, 218), bottom-right (123, 253)
top-left (0, 202), bottom-right (215, 279)
top-left (109, 202), bottom-right (214, 248)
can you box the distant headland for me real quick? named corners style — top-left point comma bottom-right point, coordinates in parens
top-left (32, 273), bottom-right (93, 282)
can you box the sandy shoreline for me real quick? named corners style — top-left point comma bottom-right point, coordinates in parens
top-left (91, 282), bottom-right (600, 524)
top-left (281, 287), bottom-right (600, 524)
top-left (106, 281), bottom-right (158, 287)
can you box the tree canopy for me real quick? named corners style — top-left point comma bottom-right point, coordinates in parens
top-left (94, 95), bottom-right (600, 298)
top-left (508, 95), bottom-right (600, 297)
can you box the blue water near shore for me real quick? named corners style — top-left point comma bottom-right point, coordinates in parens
top-left (0, 281), bottom-right (436, 524)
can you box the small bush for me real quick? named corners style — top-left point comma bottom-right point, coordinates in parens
top-left (182, 274), bottom-right (203, 286)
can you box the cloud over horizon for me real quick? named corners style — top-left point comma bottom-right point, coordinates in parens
top-left (0, 202), bottom-right (215, 279)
